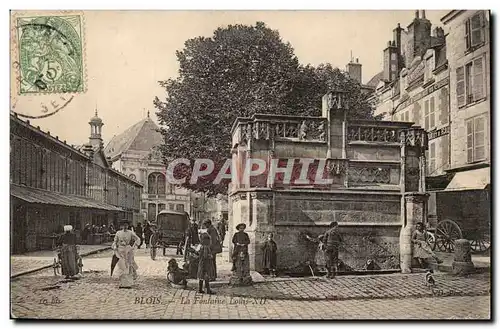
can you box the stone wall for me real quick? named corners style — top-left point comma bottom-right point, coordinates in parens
top-left (229, 102), bottom-right (428, 274)
top-left (231, 189), bottom-right (402, 273)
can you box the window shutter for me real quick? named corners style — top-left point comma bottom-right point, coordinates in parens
top-left (472, 56), bottom-right (485, 101)
top-left (465, 18), bottom-right (471, 49)
top-left (474, 116), bottom-right (486, 161)
top-left (429, 143), bottom-right (436, 174)
top-left (456, 67), bottom-right (466, 107)
top-left (424, 100), bottom-right (429, 130)
top-left (466, 119), bottom-right (474, 163)
top-left (470, 11), bottom-right (485, 47)
top-left (430, 97), bottom-right (435, 129)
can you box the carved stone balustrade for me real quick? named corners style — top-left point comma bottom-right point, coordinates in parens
top-left (232, 114), bottom-right (328, 145)
top-left (347, 120), bottom-right (414, 144)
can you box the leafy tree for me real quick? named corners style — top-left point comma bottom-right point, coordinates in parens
top-left (154, 22), bottom-right (376, 196)
top-left (289, 63), bottom-right (377, 119)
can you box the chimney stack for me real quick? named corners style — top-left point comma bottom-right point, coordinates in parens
top-left (415, 10), bottom-right (419, 19)
top-left (346, 56), bottom-right (362, 84)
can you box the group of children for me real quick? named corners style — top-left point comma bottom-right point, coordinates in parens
top-left (166, 223), bottom-right (279, 290)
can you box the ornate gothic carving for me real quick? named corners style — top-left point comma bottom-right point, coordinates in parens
top-left (252, 121), bottom-right (270, 140)
top-left (347, 126), bottom-right (399, 143)
top-left (299, 121), bottom-right (307, 140)
top-left (349, 166), bottom-right (391, 184)
top-left (239, 124), bottom-right (250, 144)
top-left (401, 128), bottom-right (428, 149)
top-left (326, 158), bottom-right (348, 175)
top-left (249, 191), bottom-right (274, 200)
top-left (324, 91), bottom-right (349, 110)
top-left (275, 122), bottom-right (299, 139)
top-left (306, 120), bottom-right (327, 142)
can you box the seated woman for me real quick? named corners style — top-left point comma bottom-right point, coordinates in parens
top-left (166, 258), bottom-right (188, 289)
top-left (412, 222), bottom-right (443, 268)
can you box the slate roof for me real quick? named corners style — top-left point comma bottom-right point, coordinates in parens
top-left (366, 71), bottom-right (384, 88)
top-left (104, 118), bottom-right (164, 160)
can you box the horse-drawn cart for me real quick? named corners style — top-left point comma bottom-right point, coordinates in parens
top-left (149, 210), bottom-right (189, 260)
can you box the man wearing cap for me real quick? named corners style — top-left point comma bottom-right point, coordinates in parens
top-left (112, 219), bottom-right (140, 288)
top-left (57, 225), bottom-right (81, 279)
top-left (323, 221), bottom-right (343, 279)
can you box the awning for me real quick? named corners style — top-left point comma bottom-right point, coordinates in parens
top-left (445, 167), bottom-right (490, 191)
top-left (10, 184), bottom-right (122, 211)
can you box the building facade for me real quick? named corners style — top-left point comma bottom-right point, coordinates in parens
top-left (104, 113), bottom-right (191, 224)
top-left (367, 10), bottom-right (490, 234)
top-left (369, 11), bottom-right (449, 179)
top-left (10, 112), bottom-right (142, 253)
top-left (442, 10), bottom-right (490, 177)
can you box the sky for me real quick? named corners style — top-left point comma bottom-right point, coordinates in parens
top-left (11, 10), bottom-right (449, 147)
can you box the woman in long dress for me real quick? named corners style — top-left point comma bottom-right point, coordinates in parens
top-left (112, 219), bottom-right (140, 288)
top-left (57, 225), bottom-right (81, 279)
top-left (412, 222), bottom-right (443, 268)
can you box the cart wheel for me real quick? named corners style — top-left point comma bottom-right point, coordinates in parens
top-left (163, 247), bottom-right (166, 256)
top-left (470, 231), bottom-right (491, 253)
top-left (150, 235), bottom-right (157, 260)
top-left (435, 219), bottom-right (463, 253)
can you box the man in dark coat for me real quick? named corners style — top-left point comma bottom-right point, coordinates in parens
top-left (216, 217), bottom-right (227, 246)
top-left (135, 222), bottom-right (144, 249)
top-left (143, 221), bottom-right (153, 248)
top-left (187, 215), bottom-right (200, 246)
top-left (323, 221), bottom-right (342, 279)
top-left (203, 219), bottom-right (221, 280)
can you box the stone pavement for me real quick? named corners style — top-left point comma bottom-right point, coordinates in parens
top-left (10, 247), bottom-right (491, 320)
top-left (11, 244), bottom-right (112, 277)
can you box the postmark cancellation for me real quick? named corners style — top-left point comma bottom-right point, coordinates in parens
top-left (13, 14), bottom-right (85, 95)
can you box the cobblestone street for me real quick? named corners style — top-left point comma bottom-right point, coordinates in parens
top-left (11, 247), bottom-right (491, 320)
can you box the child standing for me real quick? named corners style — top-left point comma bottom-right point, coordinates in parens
top-left (262, 233), bottom-right (278, 277)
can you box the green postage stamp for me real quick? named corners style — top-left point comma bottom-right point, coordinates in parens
top-left (15, 14), bottom-right (85, 94)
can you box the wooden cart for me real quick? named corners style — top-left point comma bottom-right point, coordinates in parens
top-left (149, 210), bottom-right (189, 260)
top-left (427, 189), bottom-right (490, 253)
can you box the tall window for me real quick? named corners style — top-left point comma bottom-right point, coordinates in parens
top-left (424, 97), bottom-right (435, 131)
top-left (176, 204), bottom-right (185, 212)
top-left (457, 56), bottom-right (485, 107)
top-left (428, 142), bottom-right (436, 174)
top-left (158, 203), bottom-right (166, 212)
top-left (465, 11), bottom-right (486, 50)
top-left (147, 172), bottom-right (166, 195)
top-left (466, 115), bottom-right (487, 163)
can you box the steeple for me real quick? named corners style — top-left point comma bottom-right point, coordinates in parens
top-left (89, 108), bottom-right (104, 149)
